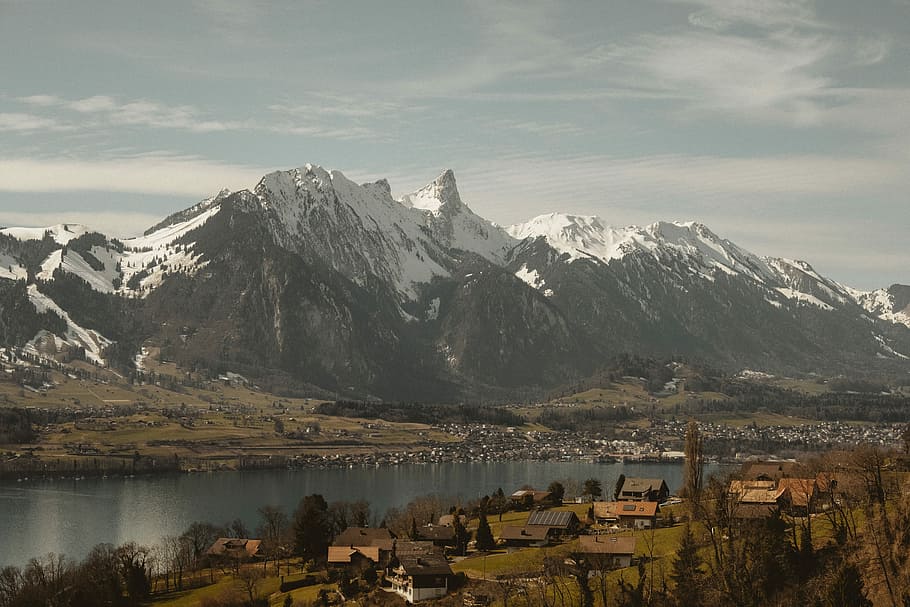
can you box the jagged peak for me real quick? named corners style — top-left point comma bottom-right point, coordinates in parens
top-left (399, 168), bottom-right (463, 215)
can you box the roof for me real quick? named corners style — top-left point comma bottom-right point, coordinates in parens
top-left (621, 478), bottom-right (667, 493)
top-left (327, 546), bottom-right (380, 564)
top-left (526, 510), bottom-right (578, 528)
top-left (416, 525), bottom-right (455, 541)
top-left (776, 478), bottom-right (817, 508)
top-left (593, 501), bottom-right (660, 518)
top-left (392, 540), bottom-right (438, 556)
top-left (332, 527), bottom-right (394, 549)
top-left (578, 535), bottom-right (636, 555)
top-left (396, 554), bottom-right (453, 577)
top-left (438, 514), bottom-right (467, 527)
top-left (510, 489), bottom-right (552, 502)
top-left (499, 525), bottom-right (550, 541)
top-left (206, 538), bottom-right (262, 558)
top-left (729, 480), bottom-right (786, 505)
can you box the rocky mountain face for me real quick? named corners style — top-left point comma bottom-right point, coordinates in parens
top-left (1, 164), bottom-right (908, 400)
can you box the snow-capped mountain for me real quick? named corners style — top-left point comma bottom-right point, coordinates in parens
top-left (1, 164), bottom-right (908, 399)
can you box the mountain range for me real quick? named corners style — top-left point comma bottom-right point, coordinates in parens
top-left (1, 164), bottom-right (908, 400)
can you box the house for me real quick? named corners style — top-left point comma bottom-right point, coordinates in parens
top-left (499, 525), bottom-right (550, 548)
top-left (326, 546), bottom-right (380, 575)
top-left (593, 501), bottom-right (661, 529)
top-left (206, 538), bottom-right (261, 561)
top-left (577, 535), bottom-right (636, 569)
top-left (777, 478), bottom-right (819, 516)
top-left (437, 514), bottom-right (467, 527)
top-left (510, 489), bottom-right (552, 509)
top-left (617, 478), bottom-right (670, 503)
top-left (329, 527), bottom-right (395, 570)
top-left (728, 480), bottom-right (786, 519)
top-left (526, 510), bottom-right (580, 537)
top-left (414, 524), bottom-right (456, 547)
top-left (333, 527), bottom-right (394, 551)
top-left (387, 544), bottom-right (453, 603)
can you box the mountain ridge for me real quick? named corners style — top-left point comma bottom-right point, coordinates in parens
top-left (1, 164), bottom-right (908, 399)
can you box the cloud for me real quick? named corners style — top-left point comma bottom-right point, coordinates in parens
top-left (674, 0), bottom-right (821, 30)
top-left (12, 93), bottom-right (244, 133)
top-left (0, 153), bottom-right (269, 197)
top-left (0, 113), bottom-right (68, 132)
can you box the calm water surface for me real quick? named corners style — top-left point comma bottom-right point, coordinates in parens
top-left (0, 460), bottom-right (716, 568)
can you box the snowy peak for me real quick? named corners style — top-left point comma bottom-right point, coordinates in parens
top-left (508, 214), bottom-right (773, 282)
top-left (399, 169), bottom-right (463, 216)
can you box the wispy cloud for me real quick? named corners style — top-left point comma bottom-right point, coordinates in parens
top-left (0, 113), bottom-right (70, 132)
top-left (0, 153), bottom-right (269, 197)
top-left (16, 94), bottom-right (244, 133)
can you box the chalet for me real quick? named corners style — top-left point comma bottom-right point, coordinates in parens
top-left (593, 501), bottom-right (661, 529)
top-left (777, 478), bottom-right (819, 516)
top-left (526, 509), bottom-right (580, 537)
top-left (510, 488), bottom-right (552, 509)
top-left (499, 525), bottom-right (550, 548)
top-left (328, 527), bottom-right (394, 570)
top-left (577, 535), bottom-right (636, 569)
top-left (414, 524), bottom-right (456, 547)
top-left (729, 480), bottom-right (786, 519)
top-left (387, 544), bottom-right (453, 603)
top-left (206, 538), bottom-right (261, 561)
top-left (617, 478), bottom-right (670, 503)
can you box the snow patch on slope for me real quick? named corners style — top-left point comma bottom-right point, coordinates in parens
top-left (514, 264), bottom-right (545, 290)
top-left (1, 224), bottom-right (90, 245)
top-left (0, 252), bottom-right (27, 280)
top-left (26, 285), bottom-right (112, 364)
top-left (775, 288), bottom-right (834, 311)
top-left (846, 287), bottom-right (910, 329)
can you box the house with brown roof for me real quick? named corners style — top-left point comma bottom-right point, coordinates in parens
top-left (728, 480), bottom-right (786, 519)
top-left (387, 544), bottom-right (453, 603)
top-left (510, 488), bottom-right (552, 509)
top-left (329, 526), bottom-right (395, 570)
top-left (577, 535), bottom-right (636, 569)
top-left (617, 478), bottom-right (670, 503)
top-left (499, 525), bottom-right (551, 548)
top-left (206, 538), bottom-right (262, 561)
top-left (414, 524), bottom-right (456, 547)
top-left (593, 501), bottom-right (661, 529)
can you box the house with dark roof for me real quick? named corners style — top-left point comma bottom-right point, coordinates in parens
top-left (206, 538), bottom-right (262, 561)
top-left (593, 501), bottom-right (661, 529)
top-left (617, 478), bottom-right (670, 503)
top-left (526, 510), bottom-right (580, 535)
top-left (414, 524), bottom-right (456, 547)
top-left (387, 545), bottom-right (453, 603)
top-left (499, 525), bottom-right (550, 548)
top-left (577, 535), bottom-right (636, 569)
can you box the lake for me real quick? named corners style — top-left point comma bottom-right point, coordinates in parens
top-left (0, 460), bottom-right (718, 568)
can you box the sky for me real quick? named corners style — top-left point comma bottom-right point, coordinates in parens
top-left (0, 0), bottom-right (907, 290)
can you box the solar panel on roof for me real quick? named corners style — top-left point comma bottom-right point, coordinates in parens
top-left (622, 504), bottom-right (637, 511)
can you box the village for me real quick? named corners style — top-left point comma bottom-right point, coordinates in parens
top-left (153, 457), bottom-right (880, 606)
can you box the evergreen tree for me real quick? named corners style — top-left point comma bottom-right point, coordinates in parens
top-left (583, 478), bottom-right (602, 501)
top-left (683, 420), bottom-right (704, 501)
top-left (547, 481), bottom-right (565, 505)
top-left (475, 513), bottom-right (495, 551)
top-left (452, 514), bottom-right (471, 556)
top-left (293, 494), bottom-right (331, 561)
top-left (670, 523), bottom-right (704, 607)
